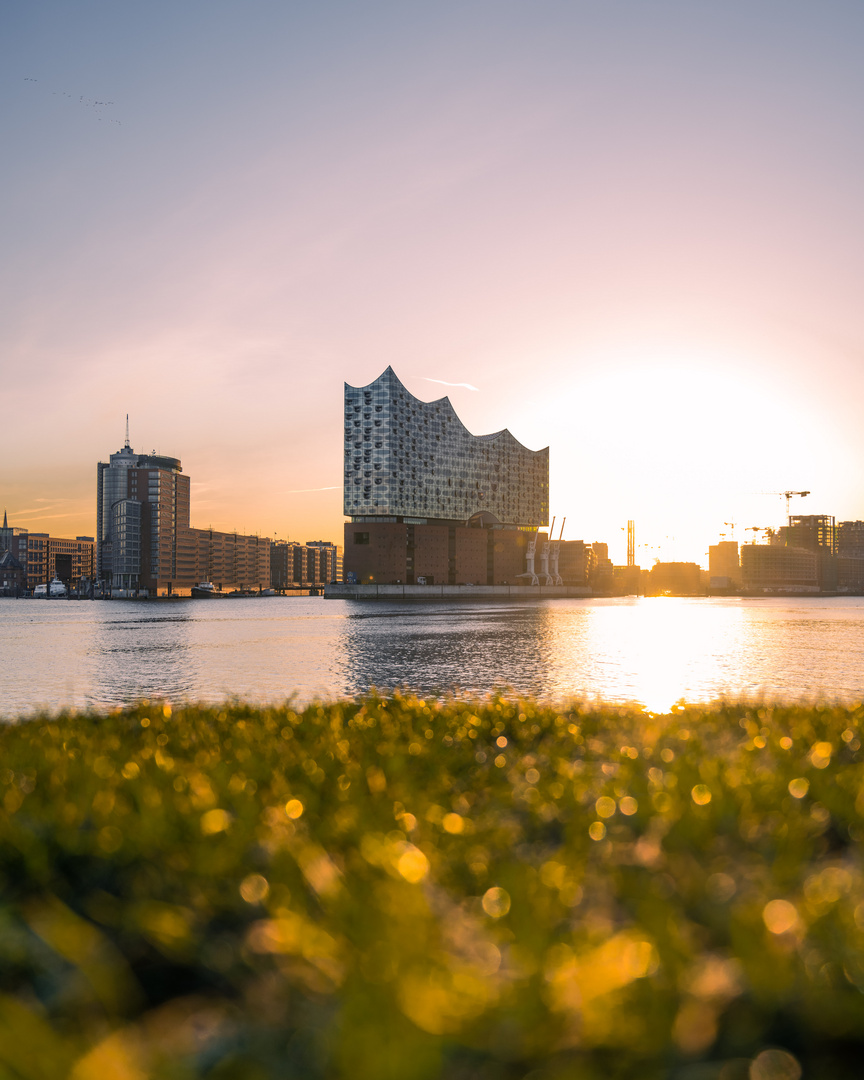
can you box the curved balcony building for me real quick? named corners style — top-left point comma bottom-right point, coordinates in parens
top-left (344, 367), bottom-right (548, 527)
top-left (343, 368), bottom-right (549, 586)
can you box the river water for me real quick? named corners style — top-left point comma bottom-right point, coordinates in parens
top-left (2, 595), bottom-right (864, 717)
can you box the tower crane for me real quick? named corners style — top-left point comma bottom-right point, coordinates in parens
top-left (745, 526), bottom-right (770, 545)
top-left (756, 491), bottom-right (810, 518)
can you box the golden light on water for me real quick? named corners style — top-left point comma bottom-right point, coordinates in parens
top-left (545, 598), bottom-right (761, 713)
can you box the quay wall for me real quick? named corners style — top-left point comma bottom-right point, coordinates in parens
top-left (324, 583), bottom-right (593, 600)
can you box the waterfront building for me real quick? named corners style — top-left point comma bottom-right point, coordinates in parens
top-left (776, 514), bottom-right (838, 591)
top-left (0, 516), bottom-right (95, 592)
top-left (97, 432), bottom-right (191, 592)
top-left (589, 542), bottom-right (614, 593)
top-left (740, 544), bottom-right (819, 591)
top-left (343, 368), bottom-right (549, 585)
top-left (0, 549), bottom-right (25, 594)
top-left (708, 541), bottom-right (740, 588)
top-left (97, 428), bottom-right (269, 596)
top-left (646, 562), bottom-right (704, 596)
top-left (557, 540), bottom-right (595, 586)
top-left (270, 541), bottom-right (339, 590)
top-left (838, 521), bottom-right (864, 558)
top-left (306, 541), bottom-right (342, 583)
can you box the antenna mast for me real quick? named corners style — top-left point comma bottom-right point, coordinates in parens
top-left (125, 414), bottom-right (130, 450)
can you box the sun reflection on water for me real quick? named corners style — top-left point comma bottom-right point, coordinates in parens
top-left (545, 597), bottom-right (752, 712)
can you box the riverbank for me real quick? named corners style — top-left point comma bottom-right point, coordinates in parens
top-left (2, 696), bottom-right (863, 1077)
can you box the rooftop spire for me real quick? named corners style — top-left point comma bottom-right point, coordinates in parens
top-left (2, 508), bottom-right (7, 529)
top-left (125, 414), bottom-right (130, 450)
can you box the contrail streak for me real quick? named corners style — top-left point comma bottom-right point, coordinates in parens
top-left (420, 377), bottom-right (479, 391)
top-left (281, 486), bottom-right (340, 493)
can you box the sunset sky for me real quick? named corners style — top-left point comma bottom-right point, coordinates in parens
top-left (3, 1), bottom-right (863, 565)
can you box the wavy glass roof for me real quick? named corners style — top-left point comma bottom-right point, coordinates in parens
top-left (344, 367), bottom-right (548, 526)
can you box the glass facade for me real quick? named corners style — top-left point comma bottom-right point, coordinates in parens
top-left (111, 499), bottom-right (142, 587)
top-left (344, 367), bottom-right (548, 527)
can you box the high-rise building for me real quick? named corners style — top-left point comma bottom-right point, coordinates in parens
top-left (96, 431), bottom-right (190, 593)
top-left (97, 428), bottom-right (269, 596)
top-left (343, 368), bottom-right (549, 585)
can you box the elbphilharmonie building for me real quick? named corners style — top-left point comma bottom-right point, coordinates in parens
top-left (343, 368), bottom-right (549, 585)
top-left (344, 367), bottom-right (548, 527)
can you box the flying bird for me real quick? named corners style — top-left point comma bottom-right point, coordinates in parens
top-left (420, 377), bottom-right (479, 391)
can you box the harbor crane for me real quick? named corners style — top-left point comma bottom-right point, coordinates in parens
top-left (538, 517), bottom-right (555, 585)
top-left (549, 517), bottom-right (566, 585)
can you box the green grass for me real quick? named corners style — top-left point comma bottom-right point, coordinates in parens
top-left (2, 695), bottom-right (864, 1079)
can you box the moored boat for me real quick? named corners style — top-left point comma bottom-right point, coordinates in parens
top-left (191, 581), bottom-right (225, 598)
top-left (34, 577), bottom-right (68, 598)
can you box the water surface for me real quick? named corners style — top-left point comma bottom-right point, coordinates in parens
top-left (2, 595), bottom-right (863, 716)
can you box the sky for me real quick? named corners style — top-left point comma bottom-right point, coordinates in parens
top-left (2, 0), bottom-right (863, 565)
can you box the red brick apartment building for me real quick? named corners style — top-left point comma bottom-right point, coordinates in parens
top-left (270, 541), bottom-right (341, 589)
top-left (0, 514), bottom-right (95, 591)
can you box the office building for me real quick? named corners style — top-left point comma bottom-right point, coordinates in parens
top-left (97, 434), bottom-right (190, 592)
top-left (97, 429), bottom-right (269, 596)
top-left (343, 368), bottom-right (549, 584)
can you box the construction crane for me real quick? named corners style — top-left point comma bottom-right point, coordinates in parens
top-left (745, 526), bottom-right (769, 545)
top-left (754, 490), bottom-right (810, 518)
top-left (723, 521), bottom-right (735, 540)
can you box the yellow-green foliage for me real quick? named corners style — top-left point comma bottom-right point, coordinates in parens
top-left (2, 696), bottom-right (864, 1079)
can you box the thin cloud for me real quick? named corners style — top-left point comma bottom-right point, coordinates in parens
top-left (420, 377), bottom-right (479, 391)
top-left (11, 511), bottom-right (83, 522)
top-left (281, 486), bottom-right (340, 494)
